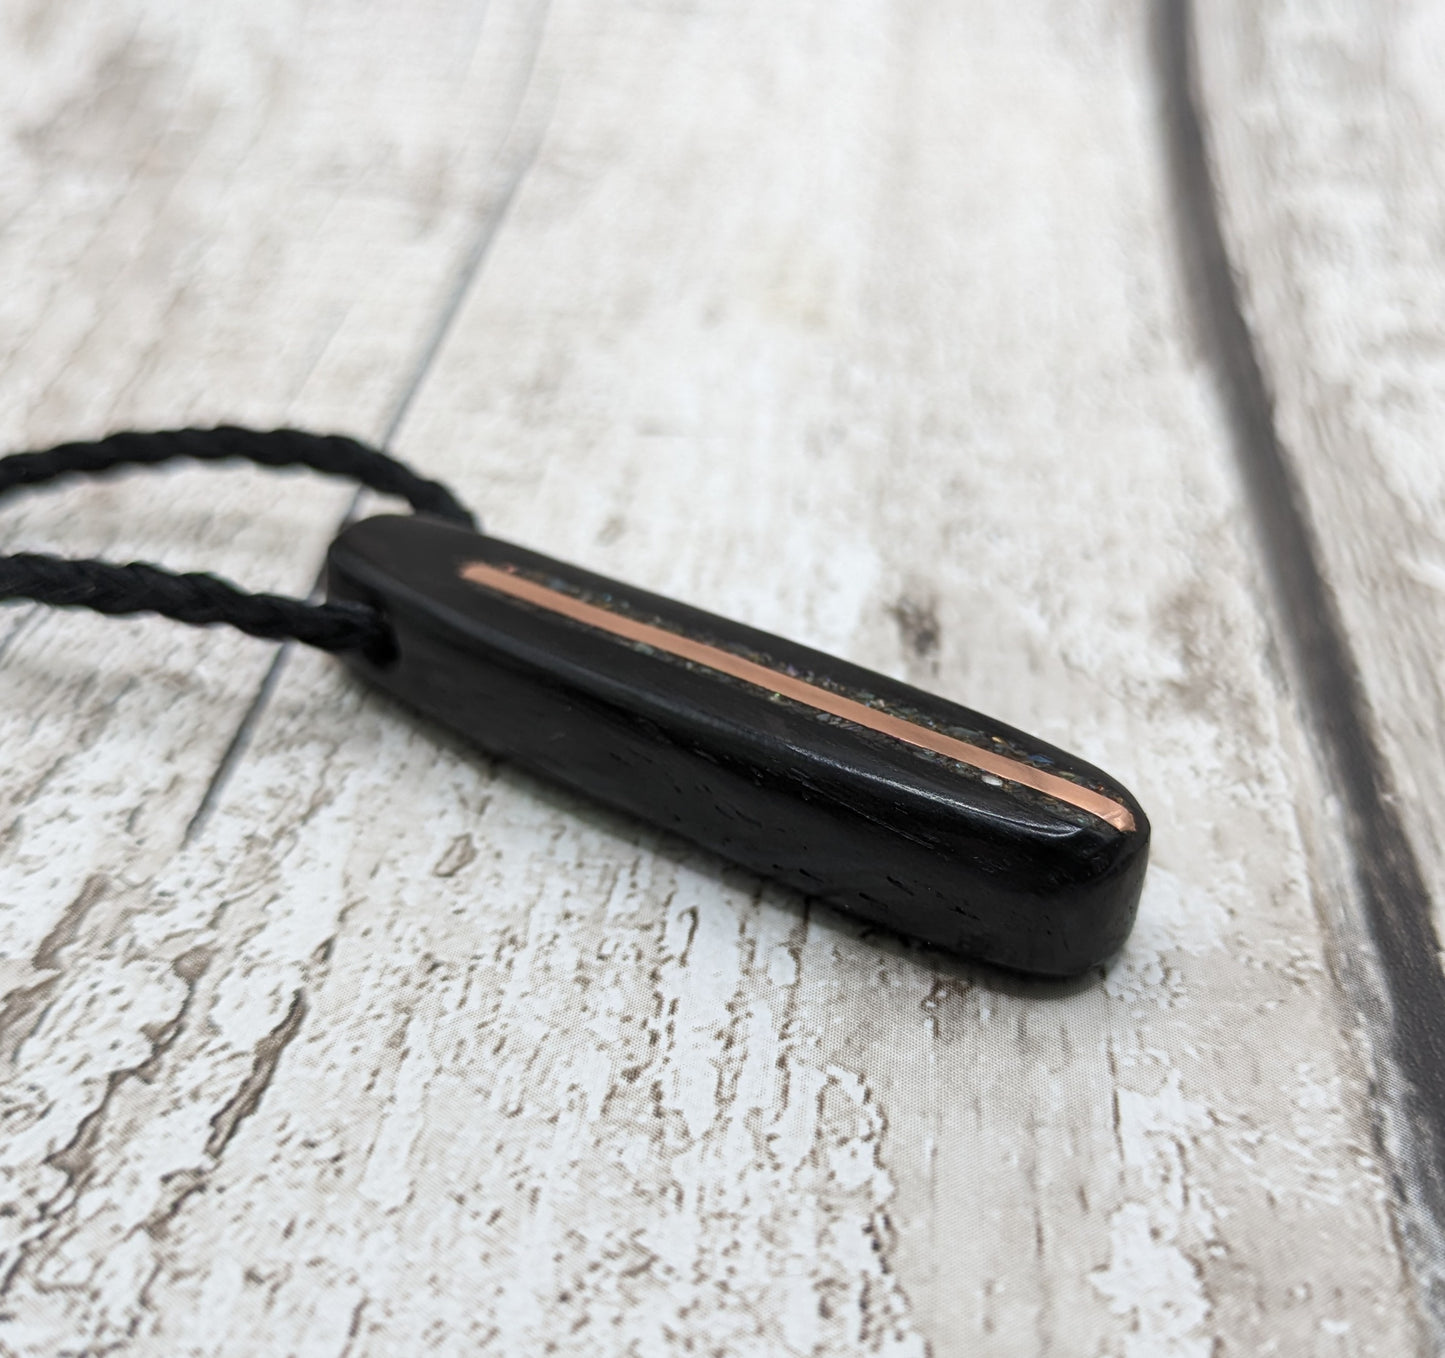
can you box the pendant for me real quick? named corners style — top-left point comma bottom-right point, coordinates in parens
top-left (327, 514), bottom-right (1148, 976)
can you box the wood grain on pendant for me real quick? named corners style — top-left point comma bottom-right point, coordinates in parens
top-left (460, 560), bottom-right (1137, 833)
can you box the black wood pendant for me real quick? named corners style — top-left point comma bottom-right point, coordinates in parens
top-left (327, 514), bottom-right (1149, 976)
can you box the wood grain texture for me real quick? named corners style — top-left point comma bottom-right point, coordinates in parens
top-left (0, 0), bottom-right (548, 949)
top-left (1190, 6), bottom-right (1445, 1318)
top-left (0, 1), bottom-right (1433, 1354)
top-left (1193, 3), bottom-right (1445, 931)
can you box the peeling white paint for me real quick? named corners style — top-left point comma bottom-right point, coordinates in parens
top-left (0, 2), bottom-right (1430, 1355)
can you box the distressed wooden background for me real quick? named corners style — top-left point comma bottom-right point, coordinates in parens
top-left (1, 1), bottom-right (1443, 1354)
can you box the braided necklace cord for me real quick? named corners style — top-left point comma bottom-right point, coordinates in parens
top-left (0, 427), bottom-right (476, 652)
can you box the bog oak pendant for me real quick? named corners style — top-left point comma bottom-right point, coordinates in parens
top-left (327, 515), bottom-right (1149, 976)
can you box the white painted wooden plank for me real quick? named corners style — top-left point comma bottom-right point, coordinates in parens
top-left (0, 0), bottom-right (553, 1337)
top-left (0, 2), bottom-right (1427, 1356)
top-left (0, 0), bottom-right (549, 953)
top-left (1193, 2), bottom-right (1445, 925)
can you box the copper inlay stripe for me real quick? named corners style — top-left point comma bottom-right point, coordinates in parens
top-left (460, 560), bottom-right (1136, 833)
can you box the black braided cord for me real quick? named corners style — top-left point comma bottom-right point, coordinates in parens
top-left (0, 427), bottom-right (476, 652)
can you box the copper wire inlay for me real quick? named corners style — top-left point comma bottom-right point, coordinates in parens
top-left (460, 560), bottom-right (1136, 833)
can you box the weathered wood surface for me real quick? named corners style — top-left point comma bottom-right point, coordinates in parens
top-left (1191, 2), bottom-right (1445, 1314)
top-left (1197, 0), bottom-right (1445, 921)
top-left (0, 2), bottom-right (1439, 1354)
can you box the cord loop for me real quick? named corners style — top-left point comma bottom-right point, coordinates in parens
top-left (0, 427), bottom-right (475, 652)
